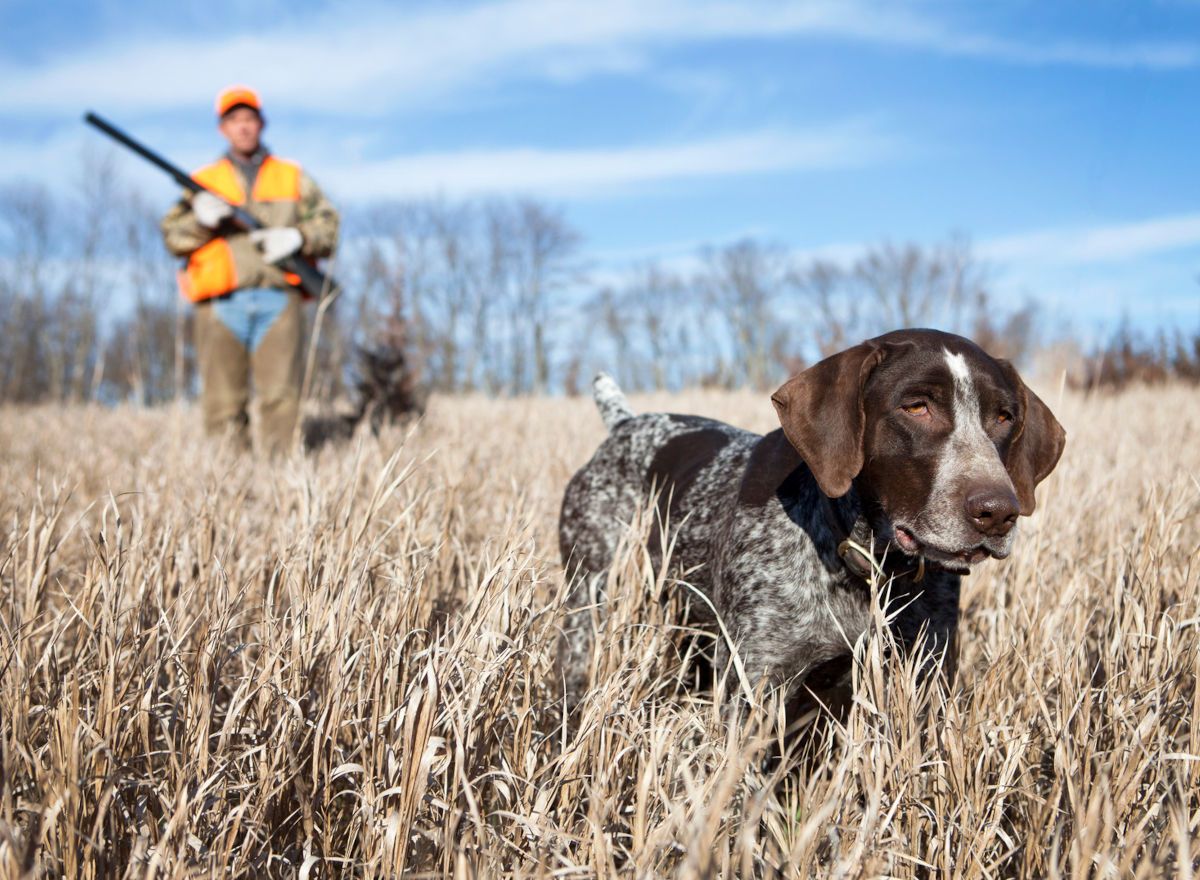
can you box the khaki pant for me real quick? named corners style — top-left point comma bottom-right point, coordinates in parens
top-left (194, 291), bottom-right (304, 455)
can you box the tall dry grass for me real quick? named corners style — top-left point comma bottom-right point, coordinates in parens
top-left (0, 385), bottom-right (1197, 878)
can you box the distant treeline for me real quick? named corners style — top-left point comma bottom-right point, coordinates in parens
top-left (1071, 322), bottom-right (1200, 392)
top-left (0, 154), bottom-right (1195, 405)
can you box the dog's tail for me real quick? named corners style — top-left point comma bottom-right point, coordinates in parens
top-left (593, 372), bottom-right (634, 431)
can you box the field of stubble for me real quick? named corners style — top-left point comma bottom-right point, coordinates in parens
top-left (1, 384), bottom-right (1198, 878)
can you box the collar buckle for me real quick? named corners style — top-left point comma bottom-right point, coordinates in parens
top-left (838, 538), bottom-right (925, 583)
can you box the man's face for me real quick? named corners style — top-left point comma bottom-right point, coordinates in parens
top-left (218, 107), bottom-right (263, 156)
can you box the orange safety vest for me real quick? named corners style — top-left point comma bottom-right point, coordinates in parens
top-left (178, 155), bottom-right (304, 302)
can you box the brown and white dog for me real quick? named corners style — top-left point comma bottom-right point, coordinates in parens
top-left (558, 329), bottom-right (1065, 703)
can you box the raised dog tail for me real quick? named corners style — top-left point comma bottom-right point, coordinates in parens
top-left (593, 372), bottom-right (634, 431)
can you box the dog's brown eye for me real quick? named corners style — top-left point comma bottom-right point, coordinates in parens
top-left (997, 410), bottom-right (1013, 425)
top-left (901, 401), bottom-right (928, 416)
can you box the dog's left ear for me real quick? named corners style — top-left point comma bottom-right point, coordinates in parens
top-left (772, 341), bottom-right (887, 498)
top-left (998, 360), bottom-right (1066, 515)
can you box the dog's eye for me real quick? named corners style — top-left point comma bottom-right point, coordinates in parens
top-left (901, 401), bottom-right (929, 416)
top-left (997, 410), bottom-right (1014, 425)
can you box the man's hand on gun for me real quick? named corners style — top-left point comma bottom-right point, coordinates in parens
top-left (249, 227), bottom-right (303, 264)
top-left (191, 189), bottom-right (302, 263)
top-left (192, 190), bottom-right (233, 228)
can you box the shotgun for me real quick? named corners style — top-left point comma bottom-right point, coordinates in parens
top-left (84, 110), bottom-right (338, 298)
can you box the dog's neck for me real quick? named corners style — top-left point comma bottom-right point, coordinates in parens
top-left (750, 429), bottom-right (927, 585)
top-left (819, 491), bottom-right (927, 584)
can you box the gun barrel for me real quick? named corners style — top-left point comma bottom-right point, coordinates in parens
top-left (83, 110), bottom-right (338, 298)
top-left (84, 112), bottom-right (201, 195)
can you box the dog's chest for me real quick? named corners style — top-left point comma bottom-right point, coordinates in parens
top-left (713, 493), bottom-right (874, 645)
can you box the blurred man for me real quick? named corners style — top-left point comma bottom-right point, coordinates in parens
top-left (161, 85), bottom-right (339, 454)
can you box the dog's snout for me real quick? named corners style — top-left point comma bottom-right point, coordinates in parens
top-left (965, 486), bottom-right (1020, 537)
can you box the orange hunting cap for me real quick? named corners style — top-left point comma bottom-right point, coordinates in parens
top-left (215, 85), bottom-right (262, 118)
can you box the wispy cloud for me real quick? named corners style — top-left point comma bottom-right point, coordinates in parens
top-left (2, 0), bottom-right (1196, 118)
top-left (596, 209), bottom-right (1200, 278)
top-left (317, 120), bottom-right (899, 199)
top-left (979, 212), bottom-right (1200, 265)
top-left (717, 212), bottom-right (1200, 271)
top-left (0, 113), bottom-right (897, 201)
top-left (934, 34), bottom-right (1200, 69)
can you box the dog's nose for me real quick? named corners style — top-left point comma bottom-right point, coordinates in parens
top-left (965, 486), bottom-right (1020, 537)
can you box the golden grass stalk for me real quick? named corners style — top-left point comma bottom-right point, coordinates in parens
top-left (0, 385), bottom-right (1197, 877)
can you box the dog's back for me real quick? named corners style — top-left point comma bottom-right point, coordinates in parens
top-left (557, 376), bottom-right (762, 700)
top-left (559, 374), bottom-right (756, 587)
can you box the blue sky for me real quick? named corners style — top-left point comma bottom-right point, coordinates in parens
top-left (2, 0), bottom-right (1199, 339)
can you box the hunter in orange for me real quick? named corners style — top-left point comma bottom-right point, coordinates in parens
top-left (161, 86), bottom-right (339, 454)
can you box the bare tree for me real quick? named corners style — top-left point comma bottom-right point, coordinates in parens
top-left (586, 286), bottom-right (634, 389)
top-left (0, 182), bottom-right (56, 401)
top-left (788, 236), bottom-right (1022, 365)
top-left (508, 200), bottom-right (581, 394)
top-left (0, 171), bottom-right (1053, 406)
top-left (587, 263), bottom-right (691, 391)
top-left (698, 239), bottom-right (788, 389)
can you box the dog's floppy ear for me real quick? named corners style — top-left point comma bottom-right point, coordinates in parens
top-left (998, 360), bottom-right (1066, 515)
top-left (771, 341), bottom-right (886, 498)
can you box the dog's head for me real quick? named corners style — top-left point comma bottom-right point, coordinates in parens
top-left (772, 329), bottom-right (1065, 573)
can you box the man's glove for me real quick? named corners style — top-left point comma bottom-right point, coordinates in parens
top-left (192, 190), bottom-right (233, 228)
top-left (249, 227), bottom-right (304, 264)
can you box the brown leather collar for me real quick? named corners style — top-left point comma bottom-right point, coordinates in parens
top-left (821, 496), bottom-right (926, 583)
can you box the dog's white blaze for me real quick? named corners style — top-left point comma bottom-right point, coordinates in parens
top-left (920, 350), bottom-right (1013, 551)
top-left (945, 351), bottom-right (971, 384)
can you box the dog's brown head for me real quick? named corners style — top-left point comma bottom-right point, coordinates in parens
top-left (772, 329), bottom-right (1065, 573)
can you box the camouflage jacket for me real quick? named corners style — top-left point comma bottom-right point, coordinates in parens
top-left (160, 150), bottom-right (339, 293)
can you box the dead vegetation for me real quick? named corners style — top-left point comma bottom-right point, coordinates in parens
top-left (0, 385), bottom-right (1198, 877)
top-left (1071, 324), bottom-right (1200, 393)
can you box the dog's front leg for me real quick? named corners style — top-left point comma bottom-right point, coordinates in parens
top-left (558, 570), bottom-right (606, 709)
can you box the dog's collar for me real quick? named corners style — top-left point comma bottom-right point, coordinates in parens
top-left (837, 536), bottom-right (926, 583)
top-left (821, 496), bottom-right (926, 584)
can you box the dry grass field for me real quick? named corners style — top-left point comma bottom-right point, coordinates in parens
top-left (1, 384), bottom-right (1198, 878)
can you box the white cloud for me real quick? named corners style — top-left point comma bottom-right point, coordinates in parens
top-left (2, 0), bottom-right (1196, 118)
top-left (0, 112), bottom-right (899, 204)
top-left (979, 212), bottom-right (1200, 265)
top-left (729, 212), bottom-right (1200, 272)
top-left (316, 120), bottom-right (898, 199)
top-left (588, 210), bottom-right (1200, 292)
top-left (0, 0), bottom-right (825, 115)
top-left (0, 124), bottom-right (231, 201)
top-left (938, 34), bottom-right (1200, 69)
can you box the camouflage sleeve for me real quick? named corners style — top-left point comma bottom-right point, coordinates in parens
top-left (296, 172), bottom-right (339, 260)
top-left (160, 194), bottom-right (215, 257)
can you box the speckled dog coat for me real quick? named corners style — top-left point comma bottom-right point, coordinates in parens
top-left (558, 329), bottom-right (1065, 706)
